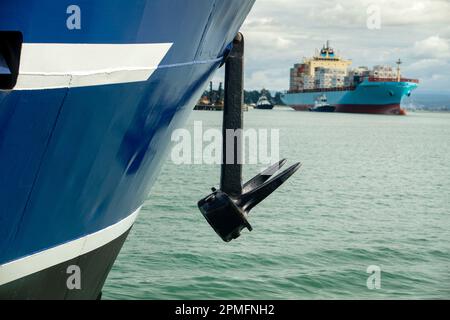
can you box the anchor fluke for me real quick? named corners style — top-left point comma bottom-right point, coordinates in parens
top-left (237, 162), bottom-right (302, 213)
top-left (242, 158), bottom-right (288, 194)
top-left (198, 161), bottom-right (301, 242)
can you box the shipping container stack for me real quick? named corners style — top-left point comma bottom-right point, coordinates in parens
top-left (314, 67), bottom-right (347, 89)
top-left (371, 65), bottom-right (396, 79)
top-left (289, 59), bottom-right (399, 92)
top-left (345, 66), bottom-right (370, 86)
top-left (289, 63), bottom-right (306, 91)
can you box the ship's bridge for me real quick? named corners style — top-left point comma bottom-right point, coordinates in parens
top-left (305, 41), bottom-right (352, 77)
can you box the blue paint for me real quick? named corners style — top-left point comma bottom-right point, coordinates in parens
top-left (282, 79), bottom-right (419, 109)
top-left (0, 0), bottom-right (255, 264)
top-left (0, 0), bottom-right (254, 65)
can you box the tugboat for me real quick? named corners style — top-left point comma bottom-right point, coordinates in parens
top-left (255, 94), bottom-right (274, 110)
top-left (309, 94), bottom-right (335, 112)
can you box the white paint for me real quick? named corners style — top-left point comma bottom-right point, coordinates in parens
top-left (15, 43), bottom-right (173, 90)
top-left (0, 206), bottom-right (141, 286)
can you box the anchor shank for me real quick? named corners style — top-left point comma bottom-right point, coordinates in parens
top-left (220, 33), bottom-right (244, 198)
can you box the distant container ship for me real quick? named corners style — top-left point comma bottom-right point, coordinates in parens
top-left (282, 41), bottom-right (419, 115)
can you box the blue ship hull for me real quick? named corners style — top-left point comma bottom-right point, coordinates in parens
top-left (0, 0), bottom-right (255, 299)
top-left (282, 79), bottom-right (418, 114)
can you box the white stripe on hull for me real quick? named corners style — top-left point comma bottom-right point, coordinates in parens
top-left (0, 207), bottom-right (141, 286)
top-left (15, 43), bottom-right (172, 90)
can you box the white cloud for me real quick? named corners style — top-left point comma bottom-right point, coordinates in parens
top-left (245, 69), bottom-right (288, 91)
top-left (413, 36), bottom-right (450, 59)
top-left (238, 0), bottom-right (450, 92)
top-left (376, 0), bottom-right (450, 26)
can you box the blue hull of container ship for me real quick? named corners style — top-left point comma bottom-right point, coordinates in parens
top-left (0, 0), bottom-right (255, 299)
top-left (282, 79), bottom-right (418, 114)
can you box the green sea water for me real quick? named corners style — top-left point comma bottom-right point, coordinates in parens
top-left (103, 109), bottom-right (450, 299)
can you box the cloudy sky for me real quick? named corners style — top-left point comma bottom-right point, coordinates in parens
top-left (214, 0), bottom-right (450, 93)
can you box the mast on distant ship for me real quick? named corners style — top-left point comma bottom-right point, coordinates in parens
top-left (396, 59), bottom-right (402, 82)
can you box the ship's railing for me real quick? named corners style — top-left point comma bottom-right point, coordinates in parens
top-left (286, 86), bottom-right (356, 94)
top-left (366, 77), bottom-right (419, 83)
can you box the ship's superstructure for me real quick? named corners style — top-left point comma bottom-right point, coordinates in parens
top-left (289, 41), bottom-right (352, 91)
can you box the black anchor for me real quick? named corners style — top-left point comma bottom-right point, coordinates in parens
top-left (198, 33), bottom-right (301, 242)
